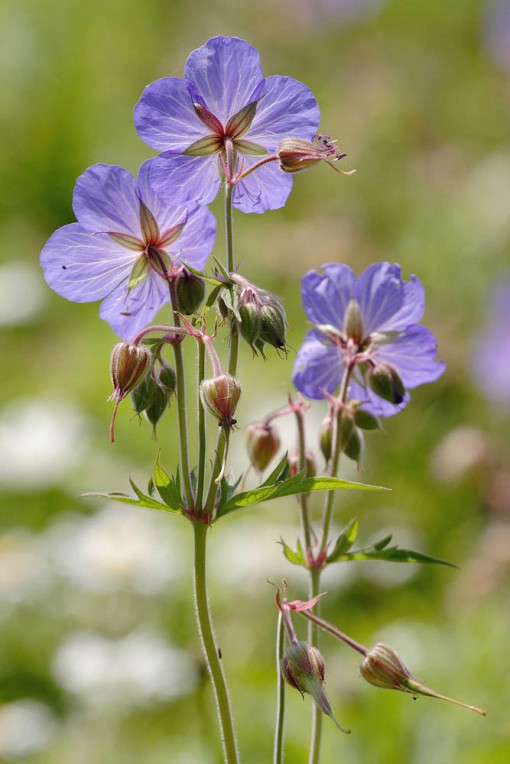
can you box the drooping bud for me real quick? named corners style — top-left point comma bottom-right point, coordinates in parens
top-left (110, 343), bottom-right (151, 400)
top-left (245, 422), bottom-right (280, 472)
top-left (360, 643), bottom-right (486, 716)
top-left (175, 268), bottom-right (206, 315)
top-left (144, 384), bottom-right (170, 434)
top-left (319, 415), bottom-right (333, 463)
top-left (259, 302), bottom-right (286, 350)
top-left (368, 362), bottom-right (405, 405)
top-left (354, 408), bottom-right (380, 431)
top-left (130, 368), bottom-right (173, 436)
top-left (289, 450), bottom-right (317, 478)
top-left (238, 298), bottom-right (262, 348)
top-left (344, 299), bottom-right (364, 344)
top-left (200, 374), bottom-right (241, 428)
top-left (278, 134), bottom-right (351, 176)
top-left (282, 642), bottom-right (350, 733)
top-left (109, 342), bottom-right (151, 442)
top-left (342, 426), bottom-right (363, 464)
top-left (158, 365), bottom-right (177, 394)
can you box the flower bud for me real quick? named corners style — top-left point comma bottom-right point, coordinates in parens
top-left (278, 138), bottom-right (325, 173)
top-left (360, 643), bottom-right (412, 691)
top-left (289, 450), bottom-right (316, 478)
top-left (342, 426), bottom-right (363, 463)
top-left (354, 408), bottom-right (380, 431)
top-left (238, 299), bottom-right (262, 348)
top-left (259, 302), bottom-right (287, 350)
top-left (368, 362), bottom-right (405, 405)
top-left (175, 269), bottom-right (206, 314)
top-left (319, 416), bottom-right (333, 462)
top-left (282, 642), bottom-right (350, 733)
top-left (360, 642), bottom-right (486, 716)
top-left (144, 384), bottom-right (170, 433)
top-left (200, 374), bottom-right (241, 428)
top-left (110, 342), bottom-right (151, 401)
top-left (158, 365), bottom-right (177, 394)
top-left (245, 422), bottom-right (280, 472)
top-left (344, 299), bottom-right (364, 344)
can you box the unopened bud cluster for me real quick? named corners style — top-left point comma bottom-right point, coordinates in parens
top-left (220, 274), bottom-right (287, 355)
top-left (131, 362), bottom-right (177, 433)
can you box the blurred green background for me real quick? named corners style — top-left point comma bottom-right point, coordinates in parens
top-left (1, 0), bottom-right (509, 761)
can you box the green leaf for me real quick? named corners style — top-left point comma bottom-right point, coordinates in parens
top-left (213, 258), bottom-right (232, 283)
top-left (219, 286), bottom-right (241, 321)
top-left (329, 541), bottom-right (458, 568)
top-left (280, 537), bottom-right (307, 567)
top-left (206, 284), bottom-right (223, 309)
top-left (154, 455), bottom-right (183, 511)
top-left (185, 263), bottom-right (223, 286)
top-left (260, 452), bottom-right (290, 487)
top-left (82, 484), bottom-right (176, 513)
top-left (326, 517), bottom-right (359, 562)
top-left (216, 474), bottom-right (386, 519)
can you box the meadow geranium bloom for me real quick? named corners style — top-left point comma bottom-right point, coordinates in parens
top-left (292, 262), bottom-right (445, 416)
top-left (40, 162), bottom-right (215, 339)
top-left (471, 280), bottom-right (510, 406)
top-left (134, 35), bottom-right (320, 213)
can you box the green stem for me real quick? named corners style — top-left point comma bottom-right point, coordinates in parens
top-left (319, 364), bottom-right (354, 551)
top-left (196, 341), bottom-right (206, 513)
top-left (169, 279), bottom-right (194, 511)
top-left (204, 182), bottom-right (238, 513)
top-left (273, 612), bottom-right (286, 764)
top-left (308, 568), bottom-right (323, 764)
top-left (294, 408), bottom-right (313, 555)
top-left (193, 522), bottom-right (239, 763)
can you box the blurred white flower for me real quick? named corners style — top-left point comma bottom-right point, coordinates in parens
top-left (52, 631), bottom-right (197, 708)
top-left (430, 426), bottom-right (490, 483)
top-left (0, 398), bottom-right (90, 490)
top-left (0, 262), bottom-right (47, 326)
top-left (0, 700), bottom-right (57, 758)
top-left (44, 505), bottom-right (186, 594)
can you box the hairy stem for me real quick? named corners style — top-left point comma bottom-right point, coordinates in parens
top-left (273, 612), bottom-right (286, 764)
top-left (196, 341), bottom-right (206, 513)
top-left (193, 522), bottom-right (239, 763)
top-left (169, 279), bottom-right (194, 510)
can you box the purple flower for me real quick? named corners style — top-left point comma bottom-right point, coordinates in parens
top-left (471, 281), bottom-right (510, 407)
top-left (292, 262), bottom-right (445, 416)
top-left (134, 36), bottom-right (320, 214)
top-left (40, 162), bottom-right (216, 339)
top-left (483, 0), bottom-right (510, 74)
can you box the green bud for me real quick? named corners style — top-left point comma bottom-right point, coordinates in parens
top-left (259, 302), bottom-right (286, 350)
top-left (368, 362), bottom-right (405, 405)
top-left (344, 299), bottom-right (364, 344)
top-left (175, 269), bottom-right (206, 315)
top-left (158, 365), bottom-right (177, 394)
top-left (282, 642), bottom-right (350, 733)
top-left (110, 342), bottom-right (151, 400)
top-left (342, 426), bottom-right (363, 463)
top-left (238, 300), bottom-right (262, 347)
top-left (245, 422), bottom-right (280, 472)
top-left (144, 384), bottom-right (170, 432)
top-left (319, 416), bottom-right (333, 462)
top-left (130, 373), bottom-right (157, 414)
top-left (200, 374), bottom-right (242, 428)
top-left (339, 410), bottom-right (355, 443)
top-left (354, 408), bottom-right (380, 431)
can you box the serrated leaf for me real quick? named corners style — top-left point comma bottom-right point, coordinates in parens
top-left (326, 517), bottom-right (359, 562)
top-left (185, 263), bottom-right (223, 286)
top-left (154, 455), bottom-right (183, 511)
top-left (279, 538), bottom-right (307, 567)
top-left (374, 534), bottom-right (393, 551)
top-left (216, 474), bottom-right (386, 519)
top-left (260, 452), bottom-right (289, 488)
top-left (213, 258), bottom-right (231, 282)
top-left (329, 544), bottom-right (458, 568)
top-left (206, 284), bottom-right (223, 309)
top-left (82, 489), bottom-right (176, 513)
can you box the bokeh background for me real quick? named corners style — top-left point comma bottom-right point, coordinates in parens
top-left (1, 0), bottom-right (510, 761)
